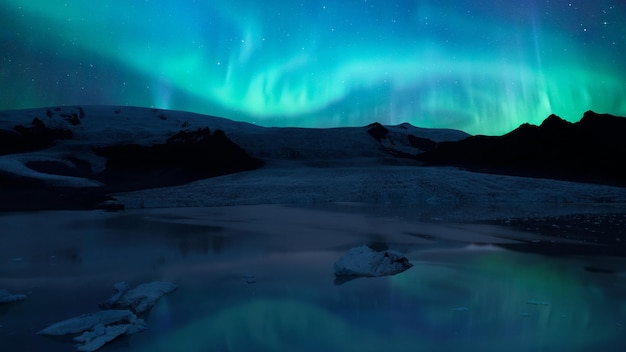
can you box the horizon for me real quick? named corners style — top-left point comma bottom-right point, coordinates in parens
top-left (1, 1), bottom-right (625, 135)
top-left (3, 104), bottom-right (621, 137)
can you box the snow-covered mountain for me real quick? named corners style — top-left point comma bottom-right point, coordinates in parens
top-left (0, 105), bottom-right (469, 163)
top-left (0, 105), bottom-right (468, 210)
top-left (2, 105), bottom-right (626, 219)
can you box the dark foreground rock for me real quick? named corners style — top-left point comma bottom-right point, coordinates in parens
top-left (416, 111), bottom-right (626, 186)
top-left (0, 127), bottom-right (262, 211)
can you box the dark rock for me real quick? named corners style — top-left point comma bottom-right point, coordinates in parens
top-left (416, 111), bottom-right (626, 186)
top-left (61, 113), bottom-right (81, 126)
top-left (93, 128), bottom-right (262, 191)
top-left (407, 135), bottom-right (437, 151)
top-left (0, 129), bottom-right (22, 154)
top-left (367, 122), bottom-right (389, 142)
top-left (1, 118), bottom-right (73, 155)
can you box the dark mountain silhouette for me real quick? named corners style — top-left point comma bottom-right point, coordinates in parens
top-left (366, 122), bottom-right (390, 142)
top-left (92, 127), bottom-right (263, 192)
top-left (416, 111), bottom-right (626, 186)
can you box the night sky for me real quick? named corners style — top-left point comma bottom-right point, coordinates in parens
top-left (1, 1), bottom-right (625, 135)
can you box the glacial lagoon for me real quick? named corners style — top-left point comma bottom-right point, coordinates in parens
top-left (1, 205), bottom-right (625, 351)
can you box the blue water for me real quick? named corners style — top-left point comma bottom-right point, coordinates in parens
top-left (1, 206), bottom-right (625, 351)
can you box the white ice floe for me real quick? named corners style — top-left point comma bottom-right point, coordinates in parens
top-left (38, 310), bottom-right (146, 352)
top-left (73, 321), bottom-right (146, 352)
top-left (37, 281), bottom-right (177, 351)
top-left (99, 281), bottom-right (130, 309)
top-left (334, 245), bottom-right (413, 277)
top-left (37, 310), bottom-right (140, 336)
top-left (0, 289), bottom-right (27, 303)
top-left (114, 281), bottom-right (178, 313)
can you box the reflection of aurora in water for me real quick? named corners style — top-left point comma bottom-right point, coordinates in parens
top-left (2, 1), bottom-right (626, 134)
top-left (1, 208), bottom-right (625, 351)
top-left (138, 248), bottom-right (625, 352)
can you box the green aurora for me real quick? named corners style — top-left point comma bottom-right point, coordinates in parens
top-left (1, 0), bottom-right (625, 135)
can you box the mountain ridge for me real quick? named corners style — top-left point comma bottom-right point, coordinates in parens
top-left (0, 105), bottom-right (468, 210)
top-left (416, 110), bottom-right (626, 186)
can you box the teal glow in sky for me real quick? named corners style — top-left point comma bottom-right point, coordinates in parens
top-left (1, 0), bottom-right (625, 134)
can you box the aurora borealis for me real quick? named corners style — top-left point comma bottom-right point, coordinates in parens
top-left (1, 1), bottom-right (625, 135)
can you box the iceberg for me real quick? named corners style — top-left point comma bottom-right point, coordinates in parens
top-left (99, 281), bottom-right (130, 309)
top-left (114, 281), bottom-right (178, 313)
top-left (334, 245), bottom-right (413, 277)
top-left (37, 281), bottom-right (177, 351)
top-left (38, 310), bottom-right (146, 352)
top-left (0, 289), bottom-right (27, 304)
top-left (37, 310), bottom-right (141, 336)
top-left (73, 321), bottom-right (147, 352)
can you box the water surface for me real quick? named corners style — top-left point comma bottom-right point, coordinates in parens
top-left (1, 205), bottom-right (624, 351)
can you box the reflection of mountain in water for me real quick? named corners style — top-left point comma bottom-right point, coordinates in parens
top-left (101, 214), bottom-right (227, 256)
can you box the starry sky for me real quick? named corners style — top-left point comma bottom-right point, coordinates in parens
top-left (1, 1), bottom-right (625, 135)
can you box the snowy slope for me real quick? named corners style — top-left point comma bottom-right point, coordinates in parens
top-left (113, 163), bottom-right (626, 222)
top-left (0, 105), bottom-right (468, 187)
top-left (2, 105), bottom-right (625, 218)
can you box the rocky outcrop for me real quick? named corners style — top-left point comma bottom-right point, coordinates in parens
top-left (366, 122), bottom-right (389, 142)
top-left (94, 128), bottom-right (262, 191)
top-left (366, 122), bottom-right (451, 158)
top-left (407, 134), bottom-right (437, 151)
top-left (0, 118), bottom-right (72, 155)
top-left (416, 111), bottom-right (626, 186)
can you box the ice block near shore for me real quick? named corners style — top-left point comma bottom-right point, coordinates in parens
top-left (334, 245), bottom-right (413, 277)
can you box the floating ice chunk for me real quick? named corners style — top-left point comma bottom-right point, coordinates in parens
top-left (38, 281), bottom-right (177, 351)
top-left (99, 281), bottom-right (130, 309)
top-left (116, 281), bottom-right (178, 313)
top-left (0, 289), bottom-right (27, 304)
top-left (334, 245), bottom-right (413, 277)
top-left (73, 321), bottom-right (147, 352)
top-left (38, 310), bottom-right (146, 352)
top-left (526, 299), bottom-right (550, 306)
top-left (37, 310), bottom-right (138, 336)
